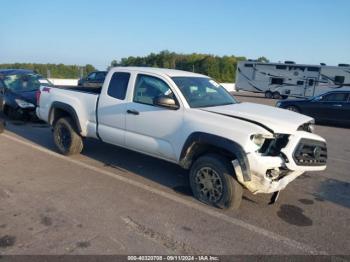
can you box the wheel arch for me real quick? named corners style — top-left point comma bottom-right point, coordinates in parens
top-left (179, 132), bottom-right (251, 181)
top-left (49, 102), bottom-right (82, 133)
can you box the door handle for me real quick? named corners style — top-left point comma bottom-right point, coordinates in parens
top-left (332, 104), bottom-right (343, 107)
top-left (127, 109), bottom-right (139, 115)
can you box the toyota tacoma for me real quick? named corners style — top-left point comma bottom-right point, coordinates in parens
top-left (36, 67), bottom-right (327, 209)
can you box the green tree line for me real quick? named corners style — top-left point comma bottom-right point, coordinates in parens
top-left (0, 52), bottom-right (269, 82)
top-left (0, 63), bottom-right (96, 78)
top-left (111, 51), bottom-right (269, 82)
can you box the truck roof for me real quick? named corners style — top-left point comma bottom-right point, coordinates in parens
top-left (111, 67), bottom-right (209, 78)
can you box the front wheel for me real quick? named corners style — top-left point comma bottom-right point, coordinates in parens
top-left (53, 117), bottom-right (83, 155)
top-left (189, 154), bottom-right (243, 210)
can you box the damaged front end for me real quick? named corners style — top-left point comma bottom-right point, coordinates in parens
top-left (233, 131), bottom-right (327, 195)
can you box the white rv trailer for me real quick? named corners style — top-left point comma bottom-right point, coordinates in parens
top-left (235, 61), bottom-right (350, 99)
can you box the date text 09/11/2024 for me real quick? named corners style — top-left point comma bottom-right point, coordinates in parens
top-left (127, 255), bottom-right (219, 261)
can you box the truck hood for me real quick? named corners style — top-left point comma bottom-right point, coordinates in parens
top-left (202, 102), bottom-right (313, 134)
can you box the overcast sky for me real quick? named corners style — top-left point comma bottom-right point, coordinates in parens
top-left (0, 0), bottom-right (349, 69)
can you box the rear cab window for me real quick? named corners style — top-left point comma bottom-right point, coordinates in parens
top-left (107, 72), bottom-right (131, 100)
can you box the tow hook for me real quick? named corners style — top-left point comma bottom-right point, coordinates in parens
top-left (269, 191), bottom-right (280, 205)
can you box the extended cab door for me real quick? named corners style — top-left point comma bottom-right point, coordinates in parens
top-left (125, 73), bottom-right (183, 161)
top-left (97, 72), bottom-right (131, 146)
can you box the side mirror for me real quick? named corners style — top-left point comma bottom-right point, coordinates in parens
top-left (154, 96), bottom-right (179, 110)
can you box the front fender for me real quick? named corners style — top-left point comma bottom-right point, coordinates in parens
top-left (179, 132), bottom-right (251, 181)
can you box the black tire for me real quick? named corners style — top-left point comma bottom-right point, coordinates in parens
top-left (189, 154), bottom-right (243, 210)
top-left (272, 92), bottom-right (282, 99)
top-left (286, 105), bottom-right (300, 113)
top-left (53, 117), bottom-right (83, 156)
top-left (265, 91), bottom-right (273, 99)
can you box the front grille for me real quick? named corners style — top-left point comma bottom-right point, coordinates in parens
top-left (293, 139), bottom-right (327, 166)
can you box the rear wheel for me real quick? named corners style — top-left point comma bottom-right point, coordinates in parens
top-left (189, 154), bottom-right (243, 210)
top-left (53, 117), bottom-right (83, 155)
top-left (272, 92), bottom-right (282, 99)
top-left (286, 106), bottom-right (300, 113)
top-left (265, 91), bottom-right (273, 99)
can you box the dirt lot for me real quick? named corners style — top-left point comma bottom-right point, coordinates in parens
top-left (0, 92), bottom-right (349, 256)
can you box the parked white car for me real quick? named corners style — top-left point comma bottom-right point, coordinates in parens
top-left (36, 67), bottom-right (327, 209)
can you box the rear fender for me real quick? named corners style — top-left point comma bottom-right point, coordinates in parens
top-left (49, 102), bottom-right (82, 133)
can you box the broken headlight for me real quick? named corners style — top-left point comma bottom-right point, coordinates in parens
top-left (298, 121), bottom-right (315, 133)
top-left (251, 134), bottom-right (273, 149)
top-left (259, 134), bottom-right (290, 156)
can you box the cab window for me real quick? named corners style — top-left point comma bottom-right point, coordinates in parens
top-left (133, 74), bottom-right (176, 106)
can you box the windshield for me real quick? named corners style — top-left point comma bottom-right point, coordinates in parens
top-left (172, 77), bottom-right (238, 108)
top-left (2, 74), bottom-right (53, 92)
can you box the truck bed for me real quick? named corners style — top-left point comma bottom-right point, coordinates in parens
top-left (37, 85), bottom-right (100, 138)
top-left (54, 85), bottom-right (102, 95)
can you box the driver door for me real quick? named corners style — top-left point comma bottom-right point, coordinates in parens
top-left (125, 73), bottom-right (183, 161)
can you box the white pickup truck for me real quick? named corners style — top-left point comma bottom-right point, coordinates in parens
top-left (36, 67), bottom-right (327, 209)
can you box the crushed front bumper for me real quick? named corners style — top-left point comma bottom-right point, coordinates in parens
top-left (233, 131), bottom-right (327, 194)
